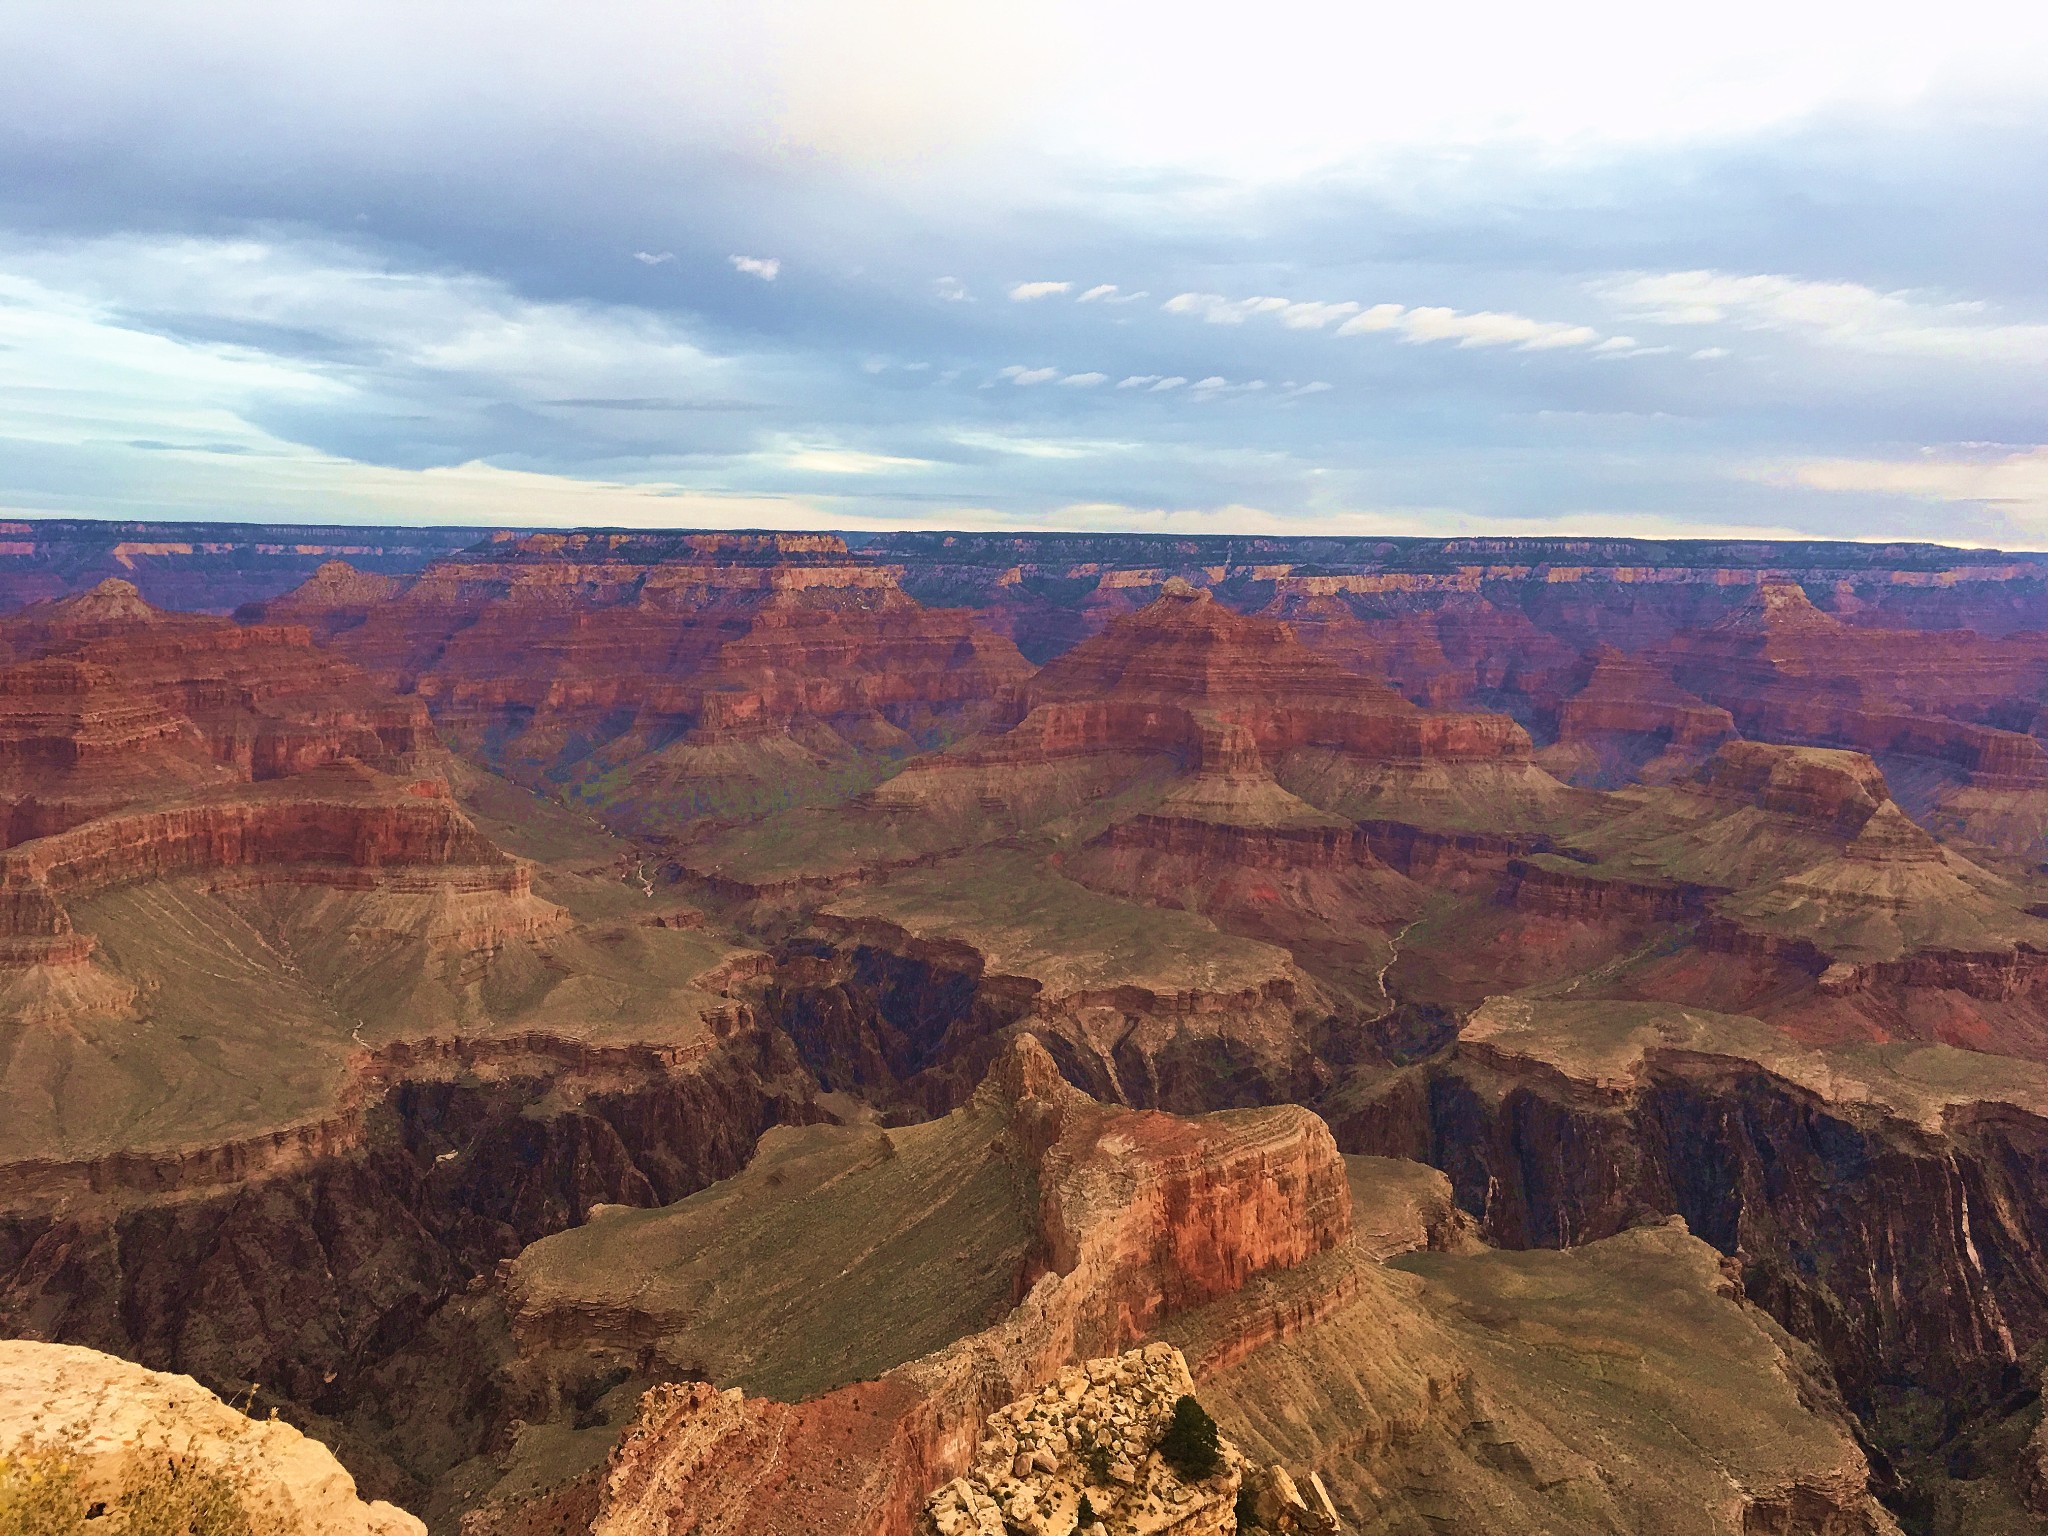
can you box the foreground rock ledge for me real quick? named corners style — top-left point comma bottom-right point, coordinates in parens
top-left (0, 1338), bottom-right (422, 1536)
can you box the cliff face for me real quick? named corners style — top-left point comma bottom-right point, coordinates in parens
top-left (1657, 583), bottom-right (2048, 815)
top-left (575, 1038), bottom-right (1349, 1536)
top-left (1, 580), bottom-right (435, 785)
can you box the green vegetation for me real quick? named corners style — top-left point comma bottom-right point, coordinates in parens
top-left (0, 1448), bottom-right (256, 1536)
top-left (1234, 1483), bottom-right (1263, 1531)
top-left (1078, 1441), bottom-right (1114, 1484)
top-left (1075, 1492), bottom-right (1102, 1529)
top-left (1158, 1394), bottom-right (1222, 1480)
top-left (0, 1448), bottom-right (88, 1536)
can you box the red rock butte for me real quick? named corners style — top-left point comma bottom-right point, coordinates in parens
top-left (248, 536), bottom-right (1033, 800)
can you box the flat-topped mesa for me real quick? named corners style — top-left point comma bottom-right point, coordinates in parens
top-left (576, 1038), bottom-right (1350, 1536)
top-left (1536, 647), bottom-right (1739, 788)
top-left (0, 762), bottom-right (568, 1033)
top-left (1693, 741), bottom-right (1897, 838)
top-left (1014, 581), bottom-right (1531, 767)
top-left (472, 529), bottom-right (861, 566)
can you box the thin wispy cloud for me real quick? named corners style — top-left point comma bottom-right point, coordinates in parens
top-left (633, 251), bottom-right (675, 265)
top-left (729, 254), bottom-right (780, 280)
top-left (1008, 281), bottom-right (1072, 301)
top-left (1607, 270), bottom-right (2048, 364)
top-left (1164, 291), bottom-right (1605, 350)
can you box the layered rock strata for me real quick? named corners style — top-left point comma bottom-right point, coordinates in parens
top-left (562, 1038), bottom-right (1348, 1536)
top-left (247, 535), bottom-right (1031, 827)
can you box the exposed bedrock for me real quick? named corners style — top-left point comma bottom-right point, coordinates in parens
top-left (1328, 1026), bottom-right (2048, 1418)
top-left (0, 1025), bottom-right (818, 1507)
top-left (758, 921), bottom-right (1328, 1119)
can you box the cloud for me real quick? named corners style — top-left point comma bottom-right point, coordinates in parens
top-left (729, 254), bottom-right (780, 280)
top-left (1117, 374), bottom-right (1160, 388)
top-left (1334, 304), bottom-right (1405, 335)
top-left (633, 251), bottom-right (675, 265)
top-left (1074, 284), bottom-right (1152, 305)
top-left (1008, 280), bottom-right (1072, 301)
top-left (1150, 376), bottom-right (1188, 391)
top-left (1168, 290), bottom-right (1605, 350)
top-left (770, 440), bottom-right (935, 474)
top-left (1606, 270), bottom-right (2048, 364)
top-left (997, 364), bottom-right (1060, 384)
top-left (1060, 371), bottom-right (1108, 386)
top-left (932, 275), bottom-right (970, 301)
top-left (1765, 446), bottom-right (2048, 519)
top-left (1163, 293), bottom-right (1290, 324)
top-left (1388, 306), bottom-right (1601, 349)
top-left (1283, 381), bottom-right (1332, 396)
top-left (0, 232), bottom-right (748, 478)
top-left (949, 430), bottom-right (1138, 460)
top-left (1691, 347), bottom-right (1730, 360)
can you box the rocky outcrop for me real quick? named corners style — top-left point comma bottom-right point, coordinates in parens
top-left (0, 769), bottom-right (562, 1021)
top-left (0, 585), bottom-right (545, 1023)
top-left (784, 850), bottom-right (1334, 1115)
top-left (0, 520), bottom-right (478, 615)
top-left (1, 580), bottom-right (436, 784)
top-left (578, 1039), bottom-right (1349, 1536)
top-left (0, 1339), bottom-right (423, 1536)
top-left (919, 1345), bottom-right (1244, 1536)
top-left (1659, 581), bottom-right (2048, 806)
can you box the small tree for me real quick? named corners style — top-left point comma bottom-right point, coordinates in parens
top-left (1157, 1394), bottom-right (1221, 1479)
top-left (1075, 1491), bottom-right (1102, 1528)
top-left (1234, 1482), bottom-right (1263, 1530)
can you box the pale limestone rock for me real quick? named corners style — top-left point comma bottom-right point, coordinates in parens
top-left (917, 1345), bottom-right (1246, 1536)
top-left (0, 1340), bottom-right (422, 1536)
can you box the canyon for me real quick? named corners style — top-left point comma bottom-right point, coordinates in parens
top-left (11, 526), bottom-right (2048, 1535)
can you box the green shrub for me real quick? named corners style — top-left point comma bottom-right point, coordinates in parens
top-left (1157, 1394), bottom-right (1221, 1479)
top-left (116, 1457), bottom-right (254, 1536)
top-left (0, 1447), bottom-right (257, 1536)
top-left (1075, 1491), bottom-right (1102, 1528)
top-left (0, 1448), bottom-right (89, 1536)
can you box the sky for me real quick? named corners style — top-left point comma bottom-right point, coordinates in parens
top-left (4, 1), bottom-right (2048, 542)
